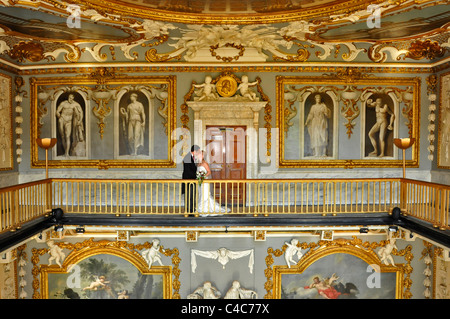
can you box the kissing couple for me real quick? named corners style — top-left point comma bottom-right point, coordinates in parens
top-left (182, 145), bottom-right (230, 216)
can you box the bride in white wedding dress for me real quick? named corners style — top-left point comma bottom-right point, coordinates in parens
top-left (196, 152), bottom-right (231, 216)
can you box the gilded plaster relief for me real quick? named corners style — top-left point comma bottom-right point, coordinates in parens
top-left (14, 77), bottom-right (26, 165)
top-left (191, 248), bottom-right (254, 274)
top-left (188, 280), bottom-right (258, 299)
top-left (266, 234), bottom-right (413, 299)
top-left (438, 72), bottom-right (450, 168)
top-left (278, 73), bottom-right (420, 168)
top-left (30, 72), bottom-right (176, 169)
top-left (426, 75), bottom-right (437, 162)
top-left (434, 248), bottom-right (450, 299)
top-left (33, 238), bottom-right (179, 299)
top-left (0, 1), bottom-right (447, 65)
top-left (0, 73), bottom-right (11, 170)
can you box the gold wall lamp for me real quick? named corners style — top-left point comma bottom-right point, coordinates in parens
top-left (36, 138), bottom-right (57, 179)
top-left (394, 138), bottom-right (415, 179)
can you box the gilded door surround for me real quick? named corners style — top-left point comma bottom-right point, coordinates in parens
top-left (187, 100), bottom-right (267, 178)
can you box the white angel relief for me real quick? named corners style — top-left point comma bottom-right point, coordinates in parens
top-left (191, 247), bottom-right (254, 274)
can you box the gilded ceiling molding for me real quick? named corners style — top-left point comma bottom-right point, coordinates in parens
top-left (4, 63), bottom-right (436, 76)
top-left (0, 0), bottom-right (447, 65)
top-left (50, 0), bottom-right (410, 25)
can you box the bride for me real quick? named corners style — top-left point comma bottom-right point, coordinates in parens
top-left (196, 151), bottom-right (230, 216)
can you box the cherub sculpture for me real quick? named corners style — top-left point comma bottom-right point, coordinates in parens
top-left (47, 240), bottom-right (66, 267)
top-left (284, 239), bottom-right (303, 268)
top-left (224, 281), bottom-right (258, 299)
top-left (141, 239), bottom-right (164, 268)
top-left (237, 75), bottom-right (258, 101)
top-left (194, 75), bottom-right (219, 101)
top-left (187, 281), bottom-right (221, 299)
top-left (378, 233), bottom-right (397, 266)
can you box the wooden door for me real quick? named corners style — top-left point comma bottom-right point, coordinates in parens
top-left (206, 126), bottom-right (246, 206)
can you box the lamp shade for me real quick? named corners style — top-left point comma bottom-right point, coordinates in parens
top-left (393, 138), bottom-right (415, 150)
top-left (36, 138), bottom-right (57, 149)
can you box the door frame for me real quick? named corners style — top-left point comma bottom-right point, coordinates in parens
top-left (187, 100), bottom-right (267, 179)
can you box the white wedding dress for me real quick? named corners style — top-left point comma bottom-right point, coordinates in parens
top-left (197, 165), bottom-right (230, 216)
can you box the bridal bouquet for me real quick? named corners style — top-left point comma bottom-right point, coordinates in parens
top-left (196, 170), bottom-right (206, 185)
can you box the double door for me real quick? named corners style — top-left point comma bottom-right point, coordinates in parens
top-left (206, 126), bottom-right (246, 206)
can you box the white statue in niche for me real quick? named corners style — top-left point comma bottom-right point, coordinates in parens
top-left (377, 234), bottom-right (397, 266)
top-left (284, 239), bottom-right (303, 268)
top-left (191, 247), bottom-right (254, 273)
top-left (187, 281), bottom-right (221, 299)
top-left (237, 75), bottom-right (258, 101)
top-left (141, 239), bottom-right (164, 268)
top-left (55, 93), bottom-right (85, 157)
top-left (120, 92), bottom-right (146, 156)
top-left (194, 75), bottom-right (219, 101)
top-left (366, 97), bottom-right (395, 157)
top-left (224, 281), bottom-right (258, 299)
top-left (47, 240), bottom-right (65, 267)
top-left (305, 94), bottom-right (331, 157)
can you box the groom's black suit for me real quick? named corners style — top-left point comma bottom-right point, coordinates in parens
top-left (182, 152), bottom-right (197, 213)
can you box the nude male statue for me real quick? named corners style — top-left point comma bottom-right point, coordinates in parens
top-left (55, 94), bottom-right (83, 157)
top-left (366, 98), bottom-right (395, 157)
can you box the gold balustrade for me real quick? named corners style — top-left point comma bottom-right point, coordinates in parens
top-left (0, 179), bottom-right (52, 233)
top-left (0, 178), bottom-right (448, 235)
top-left (48, 178), bottom-right (401, 216)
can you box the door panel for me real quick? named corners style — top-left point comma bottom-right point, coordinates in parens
top-left (206, 126), bottom-right (246, 206)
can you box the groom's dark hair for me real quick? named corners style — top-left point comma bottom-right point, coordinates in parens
top-left (191, 145), bottom-right (200, 152)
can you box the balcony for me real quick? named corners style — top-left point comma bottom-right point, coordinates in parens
top-left (1, 177), bottom-right (449, 250)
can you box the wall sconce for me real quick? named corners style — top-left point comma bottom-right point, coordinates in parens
top-left (36, 138), bottom-right (57, 179)
top-left (393, 138), bottom-right (415, 179)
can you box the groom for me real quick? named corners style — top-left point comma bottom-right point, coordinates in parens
top-left (182, 145), bottom-right (201, 214)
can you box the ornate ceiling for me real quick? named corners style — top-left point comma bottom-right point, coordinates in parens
top-left (0, 0), bottom-right (448, 67)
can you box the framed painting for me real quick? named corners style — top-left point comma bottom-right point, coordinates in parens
top-left (0, 73), bottom-right (12, 170)
top-left (272, 245), bottom-right (404, 299)
top-left (30, 71), bottom-right (176, 169)
top-left (40, 246), bottom-right (172, 299)
top-left (438, 71), bottom-right (450, 169)
top-left (277, 74), bottom-right (420, 168)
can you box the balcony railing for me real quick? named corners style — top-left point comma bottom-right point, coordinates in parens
top-left (0, 178), bottom-right (449, 234)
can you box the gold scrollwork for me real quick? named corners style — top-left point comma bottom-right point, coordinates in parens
top-left (145, 48), bottom-right (182, 62)
top-left (273, 48), bottom-right (310, 62)
top-left (404, 39), bottom-right (446, 61)
top-left (8, 41), bottom-right (47, 63)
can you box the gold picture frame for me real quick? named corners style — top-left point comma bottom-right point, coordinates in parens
top-left (39, 244), bottom-right (173, 299)
top-left (271, 243), bottom-right (404, 299)
top-left (437, 71), bottom-right (450, 169)
top-left (277, 74), bottom-right (420, 168)
top-left (30, 72), bottom-right (176, 169)
top-left (0, 73), bottom-right (12, 171)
